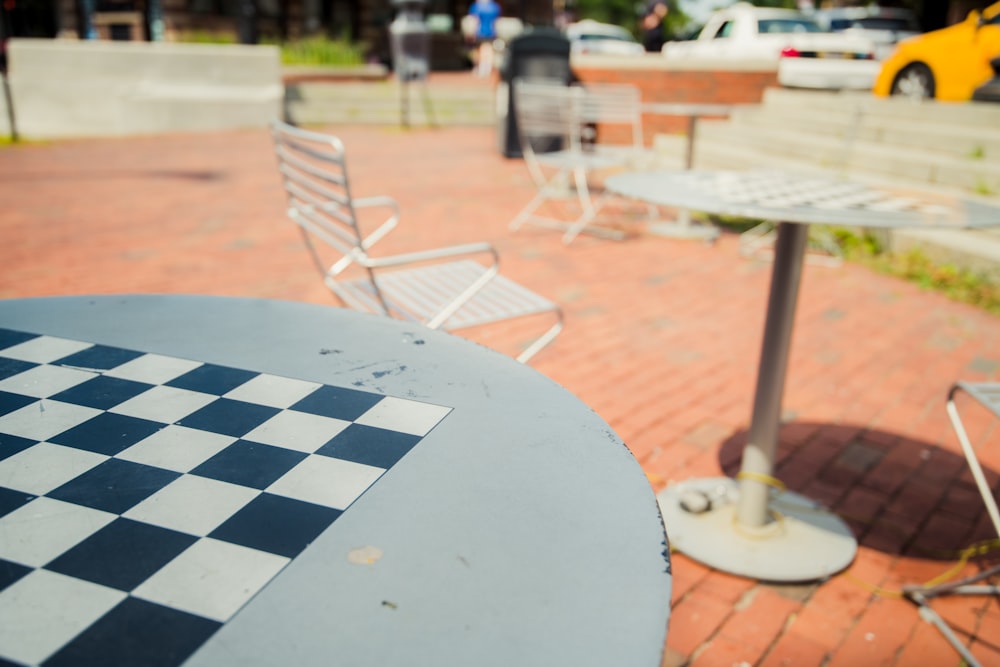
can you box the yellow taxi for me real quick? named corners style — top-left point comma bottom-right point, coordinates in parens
top-left (873, 1), bottom-right (1000, 101)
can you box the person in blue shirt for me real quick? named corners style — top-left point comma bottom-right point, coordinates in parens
top-left (468, 0), bottom-right (501, 76)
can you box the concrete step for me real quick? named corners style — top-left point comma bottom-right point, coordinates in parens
top-left (682, 89), bottom-right (1000, 279)
top-left (761, 87), bottom-right (1000, 126)
top-left (754, 88), bottom-right (1000, 163)
top-left (696, 116), bottom-right (1000, 194)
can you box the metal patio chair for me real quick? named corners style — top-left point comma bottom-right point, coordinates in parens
top-left (270, 119), bottom-right (563, 363)
top-left (901, 381), bottom-right (1000, 667)
top-left (508, 79), bottom-right (637, 244)
top-left (578, 82), bottom-right (659, 170)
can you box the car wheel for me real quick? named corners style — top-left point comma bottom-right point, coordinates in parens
top-left (890, 63), bottom-right (935, 100)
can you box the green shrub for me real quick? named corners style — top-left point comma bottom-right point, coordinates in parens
top-left (174, 32), bottom-right (365, 66)
top-left (175, 30), bottom-right (237, 44)
top-left (271, 36), bottom-right (366, 66)
top-left (707, 217), bottom-right (1000, 315)
top-left (837, 230), bottom-right (1000, 315)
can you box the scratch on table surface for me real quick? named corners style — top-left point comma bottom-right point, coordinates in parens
top-left (58, 364), bottom-right (107, 373)
top-left (372, 365), bottom-right (407, 379)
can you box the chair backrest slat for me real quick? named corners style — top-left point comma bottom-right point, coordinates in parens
top-left (271, 120), bottom-right (385, 310)
top-left (512, 79), bottom-right (583, 152)
top-left (579, 82), bottom-right (644, 149)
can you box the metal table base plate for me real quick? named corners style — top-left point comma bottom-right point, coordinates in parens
top-left (658, 477), bottom-right (856, 582)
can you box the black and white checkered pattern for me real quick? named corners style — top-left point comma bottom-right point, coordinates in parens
top-left (0, 328), bottom-right (451, 667)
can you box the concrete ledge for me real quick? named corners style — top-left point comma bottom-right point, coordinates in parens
top-left (571, 52), bottom-right (777, 73)
top-left (1, 38), bottom-right (283, 139)
top-left (281, 64), bottom-right (390, 84)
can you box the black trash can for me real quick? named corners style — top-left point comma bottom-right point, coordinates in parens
top-left (389, 0), bottom-right (430, 83)
top-left (496, 26), bottom-right (572, 158)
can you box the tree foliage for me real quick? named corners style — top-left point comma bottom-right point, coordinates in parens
top-left (570, 0), bottom-right (691, 38)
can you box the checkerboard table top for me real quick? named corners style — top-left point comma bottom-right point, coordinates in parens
top-left (0, 326), bottom-right (452, 667)
top-left (0, 295), bottom-right (673, 667)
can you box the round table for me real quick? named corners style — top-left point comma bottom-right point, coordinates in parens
top-left (604, 169), bottom-right (1000, 581)
top-left (0, 295), bottom-right (671, 666)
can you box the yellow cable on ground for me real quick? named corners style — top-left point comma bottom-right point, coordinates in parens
top-left (735, 469), bottom-right (787, 493)
top-left (728, 472), bottom-right (1000, 597)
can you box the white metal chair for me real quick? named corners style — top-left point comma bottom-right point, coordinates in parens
top-left (945, 382), bottom-right (1000, 538)
top-left (270, 119), bottom-right (563, 363)
top-left (578, 82), bottom-right (659, 171)
top-left (901, 381), bottom-right (1000, 667)
top-left (509, 79), bottom-right (637, 244)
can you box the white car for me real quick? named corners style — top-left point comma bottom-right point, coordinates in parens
top-left (813, 6), bottom-right (921, 60)
top-left (565, 20), bottom-right (645, 56)
top-left (662, 2), bottom-right (880, 90)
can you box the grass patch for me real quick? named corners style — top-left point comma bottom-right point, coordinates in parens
top-left (0, 135), bottom-right (45, 147)
top-left (174, 30), bottom-right (237, 44)
top-left (853, 244), bottom-right (1000, 315)
top-left (705, 214), bottom-right (1000, 315)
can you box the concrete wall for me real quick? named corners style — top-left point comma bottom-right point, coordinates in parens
top-left (0, 38), bottom-right (283, 140)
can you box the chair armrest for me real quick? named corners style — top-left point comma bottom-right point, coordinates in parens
top-left (359, 242), bottom-right (501, 329)
top-left (361, 242), bottom-right (498, 269)
top-left (352, 195), bottom-right (401, 250)
top-left (324, 196), bottom-right (401, 277)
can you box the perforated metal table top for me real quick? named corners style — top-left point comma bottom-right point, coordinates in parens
top-left (606, 169), bottom-right (1000, 229)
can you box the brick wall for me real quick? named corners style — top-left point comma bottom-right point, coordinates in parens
top-left (571, 56), bottom-right (779, 145)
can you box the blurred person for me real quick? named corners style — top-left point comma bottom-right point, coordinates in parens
top-left (642, 0), bottom-right (668, 52)
top-left (467, 0), bottom-right (501, 76)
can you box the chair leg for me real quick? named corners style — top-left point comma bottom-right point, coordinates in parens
top-left (902, 562), bottom-right (1000, 667)
top-left (561, 167), bottom-right (627, 244)
top-left (420, 81), bottom-right (436, 128)
top-left (515, 313), bottom-right (565, 364)
top-left (947, 384), bottom-right (1000, 538)
top-left (897, 382), bottom-right (1000, 667)
top-left (509, 189), bottom-right (554, 232)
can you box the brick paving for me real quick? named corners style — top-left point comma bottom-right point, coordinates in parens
top-left (2, 84), bottom-right (1000, 665)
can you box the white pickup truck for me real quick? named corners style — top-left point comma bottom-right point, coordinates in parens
top-left (663, 2), bottom-right (880, 90)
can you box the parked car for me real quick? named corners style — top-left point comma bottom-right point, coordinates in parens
top-left (873, 1), bottom-right (1000, 101)
top-left (812, 6), bottom-right (921, 59)
top-left (662, 2), bottom-right (879, 90)
top-left (565, 19), bottom-right (644, 56)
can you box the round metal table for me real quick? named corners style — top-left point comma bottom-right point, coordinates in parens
top-left (0, 295), bottom-right (671, 666)
top-left (604, 169), bottom-right (1000, 582)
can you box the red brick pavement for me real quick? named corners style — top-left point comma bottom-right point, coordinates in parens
top-left (2, 115), bottom-right (999, 666)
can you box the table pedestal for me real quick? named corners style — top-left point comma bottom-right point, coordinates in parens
top-left (643, 114), bottom-right (720, 242)
top-left (657, 478), bottom-right (856, 581)
top-left (647, 210), bottom-right (720, 242)
top-left (658, 222), bottom-right (856, 581)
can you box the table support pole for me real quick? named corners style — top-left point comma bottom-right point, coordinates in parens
top-left (737, 221), bottom-right (807, 528)
top-left (655, 219), bottom-right (856, 581)
top-left (645, 116), bottom-right (719, 242)
top-left (684, 117), bottom-right (696, 170)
